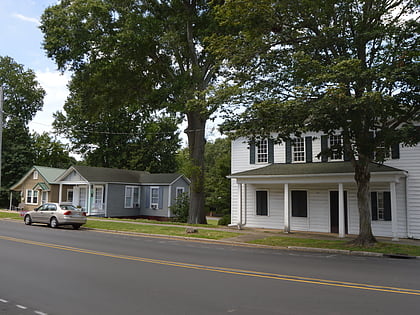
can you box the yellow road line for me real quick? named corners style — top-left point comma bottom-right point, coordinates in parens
top-left (1, 235), bottom-right (420, 296)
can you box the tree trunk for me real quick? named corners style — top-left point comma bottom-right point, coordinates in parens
top-left (352, 158), bottom-right (377, 246)
top-left (185, 111), bottom-right (207, 224)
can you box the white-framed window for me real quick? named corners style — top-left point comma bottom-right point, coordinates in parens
top-left (293, 138), bottom-right (305, 162)
top-left (150, 187), bottom-right (160, 209)
top-left (67, 189), bottom-right (74, 202)
top-left (371, 191), bottom-right (391, 221)
top-left (33, 171), bottom-right (38, 180)
top-left (125, 186), bottom-right (140, 208)
top-left (26, 189), bottom-right (38, 205)
top-left (176, 187), bottom-right (185, 198)
top-left (256, 139), bottom-right (268, 163)
top-left (330, 135), bottom-right (343, 161)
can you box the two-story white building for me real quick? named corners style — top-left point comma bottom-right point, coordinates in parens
top-left (229, 133), bottom-right (420, 239)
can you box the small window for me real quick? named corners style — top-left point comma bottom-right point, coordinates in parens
top-left (150, 187), bottom-right (159, 209)
top-left (176, 187), bottom-right (185, 198)
top-left (330, 135), bottom-right (343, 160)
top-left (26, 190), bottom-right (38, 205)
top-left (292, 191), bottom-right (307, 217)
top-left (256, 190), bottom-right (268, 216)
top-left (293, 138), bottom-right (305, 162)
top-left (257, 140), bottom-right (268, 163)
top-left (33, 171), bottom-right (38, 180)
top-left (67, 189), bottom-right (74, 202)
top-left (371, 192), bottom-right (391, 221)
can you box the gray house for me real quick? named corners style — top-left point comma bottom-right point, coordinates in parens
top-left (54, 165), bottom-right (190, 218)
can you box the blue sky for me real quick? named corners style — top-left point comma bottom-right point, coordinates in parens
top-left (1, 0), bottom-right (70, 134)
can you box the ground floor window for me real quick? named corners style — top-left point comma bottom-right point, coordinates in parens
top-left (125, 186), bottom-right (140, 208)
top-left (256, 190), bottom-right (268, 216)
top-left (291, 190), bottom-right (307, 217)
top-left (371, 191), bottom-right (391, 221)
top-left (150, 187), bottom-right (160, 209)
top-left (26, 189), bottom-right (38, 204)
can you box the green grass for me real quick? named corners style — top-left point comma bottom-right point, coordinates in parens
top-left (249, 236), bottom-right (420, 256)
top-left (84, 220), bottom-right (239, 240)
top-left (0, 211), bottom-right (21, 219)
top-left (91, 216), bottom-right (218, 228)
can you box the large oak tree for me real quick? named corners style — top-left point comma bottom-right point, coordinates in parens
top-left (41, 0), bottom-right (227, 223)
top-left (213, 0), bottom-right (419, 245)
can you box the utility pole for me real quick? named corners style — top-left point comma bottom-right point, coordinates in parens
top-left (0, 85), bottom-right (3, 194)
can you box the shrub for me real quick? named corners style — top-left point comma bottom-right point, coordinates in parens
top-left (218, 214), bottom-right (231, 226)
top-left (171, 192), bottom-right (190, 223)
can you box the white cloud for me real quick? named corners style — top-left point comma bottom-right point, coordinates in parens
top-left (12, 13), bottom-right (40, 26)
top-left (29, 69), bottom-right (70, 134)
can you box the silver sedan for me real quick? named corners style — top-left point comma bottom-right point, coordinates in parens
top-left (24, 203), bottom-right (87, 230)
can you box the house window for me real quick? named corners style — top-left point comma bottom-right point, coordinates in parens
top-left (291, 190), bottom-right (307, 217)
top-left (150, 187), bottom-right (160, 209)
top-left (176, 187), bottom-right (185, 198)
top-left (371, 191), bottom-right (391, 221)
top-left (26, 190), bottom-right (38, 205)
top-left (293, 138), bottom-right (305, 162)
top-left (257, 139), bottom-right (268, 163)
top-left (330, 135), bottom-right (343, 160)
top-left (256, 190), bottom-right (268, 216)
top-left (67, 189), bottom-right (74, 202)
top-left (125, 186), bottom-right (140, 208)
top-left (41, 191), bottom-right (48, 204)
top-left (33, 171), bottom-right (38, 180)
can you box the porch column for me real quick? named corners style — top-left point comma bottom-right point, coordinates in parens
top-left (284, 183), bottom-right (290, 233)
top-left (390, 182), bottom-right (398, 241)
top-left (238, 183), bottom-right (243, 226)
top-left (58, 183), bottom-right (63, 203)
top-left (338, 183), bottom-right (345, 238)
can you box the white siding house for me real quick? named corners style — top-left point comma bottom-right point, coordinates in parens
top-left (229, 134), bottom-right (420, 239)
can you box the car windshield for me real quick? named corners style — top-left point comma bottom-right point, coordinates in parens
top-left (60, 205), bottom-right (79, 211)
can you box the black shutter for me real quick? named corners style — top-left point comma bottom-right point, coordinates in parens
top-left (250, 142), bottom-right (255, 164)
top-left (321, 135), bottom-right (328, 162)
top-left (268, 139), bottom-right (274, 163)
top-left (285, 140), bottom-right (292, 164)
top-left (371, 192), bottom-right (378, 221)
top-left (383, 192), bottom-right (392, 221)
top-left (391, 143), bottom-right (400, 159)
top-left (305, 136), bottom-right (312, 163)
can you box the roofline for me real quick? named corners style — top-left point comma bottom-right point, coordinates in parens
top-left (10, 166), bottom-right (42, 190)
top-left (228, 170), bottom-right (407, 179)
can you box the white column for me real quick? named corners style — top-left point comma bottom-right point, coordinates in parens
top-left (58, 183), bottom-right (63, 203)
top-left (238, 183), bottom-right (243, 226)
top-left (338, 183), bottom-right (345, 238)
top-left (284, 183), bottom-right (290, 233)
top-left (390, 182), bottom-right (398, 241)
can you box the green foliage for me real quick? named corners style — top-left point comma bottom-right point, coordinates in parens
top-left (170, 192), bottom-right (190, 223)
top-left (33, 132), bottom-right (77, 168)
top-left (218, 214), bottom-right (231, 226)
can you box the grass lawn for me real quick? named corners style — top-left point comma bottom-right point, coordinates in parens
top-left (84, 220), bottom-right (238, 240)
top-left (249, 236), bottom-right (420, 256)
top-left (0, 211), bottom-right (21, 219)
top-left (91, 216), bottom-right (219, 228)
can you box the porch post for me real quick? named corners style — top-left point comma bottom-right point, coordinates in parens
top-left (338, 183), bottom-right (345, 238)
top-left (238, 183), bottom-right (242, 226)
top-left (284, 183), bottom-right (290, 233)
top-left (58, 183), bottom-right (63, 203)
top-left (390, 182), bottom-right (398, 241)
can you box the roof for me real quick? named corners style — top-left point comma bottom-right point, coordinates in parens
top-left (230, 162), bottom-right (404, 178)
top-left (10, 166), bottom-right (66, 190)
top-left (33, 182), bottom-right (50, 191)
top-left (64, 165), bottom-right (186, 185)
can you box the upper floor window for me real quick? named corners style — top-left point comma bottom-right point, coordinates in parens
top-left (33, 171), bottom-right (38, 180)
top-left (293, 138), bottom-right (305, 162)
top-left (257, 139), bottom-right (268, 163)
top-left (330, 135), bottom-right (343, 161)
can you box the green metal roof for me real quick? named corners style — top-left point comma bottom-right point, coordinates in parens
top-left (33, 182), bottom-right (50, 191)
top-left (34, 166), bottom-right (67, 182)
top-left (230, 162), bottom-right (404, 177)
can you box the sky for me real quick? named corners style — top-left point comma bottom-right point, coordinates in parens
top-left (1, 0), bottom-right (70, 135)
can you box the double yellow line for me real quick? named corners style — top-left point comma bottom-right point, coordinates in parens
top-left (1, 235), bottom-right (420, 296)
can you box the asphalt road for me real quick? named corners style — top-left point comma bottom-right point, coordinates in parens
top-left (1, 219), bottom-right (419, 315)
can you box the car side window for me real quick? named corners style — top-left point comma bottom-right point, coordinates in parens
top-left (48, 205), bottom-right (57, 211)
top-left (40, 205), bottom-right (48, 211)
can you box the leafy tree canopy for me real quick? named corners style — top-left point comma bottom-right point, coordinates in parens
top-left (212, 0), bottom-right (419, 245)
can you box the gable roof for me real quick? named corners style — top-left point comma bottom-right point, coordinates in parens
top-left (10, 166), bottom-right (66, 190)
top-left (141, 173), bottom-right (187, 185)
top-left (229, 162), bottom-right (405, 178)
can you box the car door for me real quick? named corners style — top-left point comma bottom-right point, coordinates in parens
top-left (31, 205), bottom-right (45, 223)
top-left (43, 204), bottom-right (58, 223)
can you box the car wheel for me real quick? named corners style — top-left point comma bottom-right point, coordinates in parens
top-left (50, 217), bottom-right (59, 228)
top-left (72, 224), bottom-right (81, 230)
top-left (24, 215), bottom-right (32, 225)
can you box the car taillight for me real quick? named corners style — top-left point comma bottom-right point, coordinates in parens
top-left (82, 212), bottom-right (86, 216)
top-left (63, 211), bottom-right (72, 215)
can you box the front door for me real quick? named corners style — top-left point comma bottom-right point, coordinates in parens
top-left (330, 191), bottom-right (348, 234)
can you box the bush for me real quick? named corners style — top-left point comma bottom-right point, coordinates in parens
top-left (170, 192), bottom-right (190, 223)
top-left (218, 214), bottom-right (231, 226)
